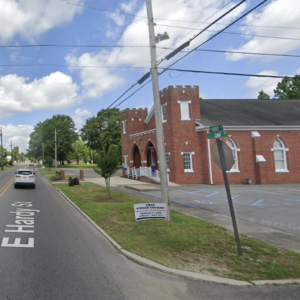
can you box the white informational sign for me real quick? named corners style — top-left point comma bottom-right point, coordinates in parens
top-left (134, 203), bottom-right (167, 221)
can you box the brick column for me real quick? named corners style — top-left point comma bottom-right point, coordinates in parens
top-left (79, 169), bottom-right (84, 180)
top-left (60, 170), bottom-right (65, 180)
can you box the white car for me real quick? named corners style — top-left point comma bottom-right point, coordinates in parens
top-left (24, 166), bottom-right (34, 171)
top-left (14, 169), bottom-right (36, 189)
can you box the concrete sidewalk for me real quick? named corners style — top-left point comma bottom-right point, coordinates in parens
top-left (83, 176), bottom-right (300, 254)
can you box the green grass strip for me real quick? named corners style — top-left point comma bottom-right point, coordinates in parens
top-left (56, 182), bottom-right (300, 282)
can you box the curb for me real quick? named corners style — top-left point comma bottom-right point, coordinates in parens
top-left (50, 180), bottom-right (300, 286)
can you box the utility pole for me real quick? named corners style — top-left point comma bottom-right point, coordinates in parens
top-left (146, 0), bottom-right (171, 221)
top-left (0, 127), bottom-right (3, 170)
top-left (10, 140), bottom-right (12, 166)
top-left (42, 143), bottom-right (44, 162)
top-left (55, 129), bottom-right (57, 171)
top-left (55, 129), bottom-right (61, 171)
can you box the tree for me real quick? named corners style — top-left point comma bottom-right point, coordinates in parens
top-left (44, 156), bottom-right (53, 170)
top-left (273, 74), bottom-right (300, 99)
top-left (94, 146), bottom-right (119, 199)
top-left (71, 140), bottom-right (90, 164)
top-left (81, 108), bottom-right (121, 152)
top-left (12, 146), bottom-right (19, 162)
top-left (27, 115), bottom-right (78, 163)
top-left (257, 90), bottom-right (270, 99)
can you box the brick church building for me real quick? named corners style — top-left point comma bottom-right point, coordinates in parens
top-left (120, 85), bottom-right (300, 185)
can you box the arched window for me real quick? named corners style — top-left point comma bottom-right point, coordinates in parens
top-left (226, 138), bottom-right (239, 171)
top-left (272, 138), bottom-right (288, 172)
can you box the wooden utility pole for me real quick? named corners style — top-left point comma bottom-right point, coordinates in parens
top-left (0, 127), bottom-right (3, 170)
top-left (145, 0), bottom-right (171, 221)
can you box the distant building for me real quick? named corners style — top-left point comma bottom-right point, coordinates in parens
top-left (120, 85), bottom-right (300, 185)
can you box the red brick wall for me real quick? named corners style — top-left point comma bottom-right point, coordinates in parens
top-left (120, 86), bottom-right (300, 185)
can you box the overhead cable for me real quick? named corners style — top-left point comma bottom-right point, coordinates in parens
top-left (159, 0), bottom-right (268, 75)
top-left (161, 0), bottom-right (246, 62)
top-left (160, 68), bottom-right (293, 79)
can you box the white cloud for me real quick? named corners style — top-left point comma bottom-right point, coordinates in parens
top-left (120, 0), bottom-right (137, 13)
top-left (67, 0), bottom-right (246, 100)
top-left (66, 51), bottom-right (124, 99)
top-left (0, 124), bottom-right (33, 153)
top-left (245, 71), bottom-right (281, 98)
top-left (0, 72), bottom-right (79, 118)
top-left (0, 0), bottom-right (84, 42)
top-left (226, 0), bottom-right (300, 61)
top-left (72, 108), bottom-right (91, 130)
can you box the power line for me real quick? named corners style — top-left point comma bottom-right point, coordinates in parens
top-left (0, 44), bottom-right (150, 48)
top-left (109, 0), bottom-right (268, 109)
top-left (157, 0), bottom-right (236, 59)
top-left (1, 48), bottom-right (298, 69)
top-left (111, 69), bottom-right (291, 110)
top-left (107, 0), bottom-right (246, 109)
top-left (156, 24), bottom-right (300, 42)
top-left (0, 63), bottom-right (149, 69)
top-left (64, 2), bottom-right (300, 30)
top-left (113, 80), bottom-right (152, 109)
top-left (160, 67), bottom-right (293, 79)
top-left (159, 0), bottom-right (268, 75)
top-left (158, 0), bottom-right (246, 64)
top-left (195, 49), bottom-right (300, 58)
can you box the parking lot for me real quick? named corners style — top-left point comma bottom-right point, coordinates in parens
top-left (141, 184), bottom-right (300, 237)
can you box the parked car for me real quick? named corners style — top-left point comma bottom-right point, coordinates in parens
top-left (14, 169), bottom-right (36, 189)
top-left (29, 162), bottom-right (34, 166)
top-left (24, 166), bottom-right (34, 172)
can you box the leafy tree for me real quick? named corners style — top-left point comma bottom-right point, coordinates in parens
top-left (273, 74), bottom-right (300, 99)
top-left (12, 146), bottom-right (19, 162)
top-left (27, 115), bottom-right (78, 163)
top-left (45, 156), bottom-right (53, 170)
top-left (81, 108), bottom-right (121, 152)
top-left (257, 90), bottom-right (270, 99)
top-left (71, 140), bottom-right (90, 164)
top-left (94, 146), bottom-right (119, 199)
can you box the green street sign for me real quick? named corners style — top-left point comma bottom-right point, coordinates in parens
top-left (207, 131), bottom-right (228, 139)
top-left (210, 125), bottom-right (223, 132)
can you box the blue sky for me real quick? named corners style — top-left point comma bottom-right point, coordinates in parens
top-left (0, 0), bottom-right (299, 153)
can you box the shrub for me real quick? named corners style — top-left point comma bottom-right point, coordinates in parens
top-left (48, 174), bottom-right (62, 181)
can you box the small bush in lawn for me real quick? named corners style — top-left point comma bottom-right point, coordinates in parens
top-left (49, 174), bottom-right (62, 181)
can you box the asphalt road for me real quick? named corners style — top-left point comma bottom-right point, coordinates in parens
top-left (0, 165), bottom-right (299, 300)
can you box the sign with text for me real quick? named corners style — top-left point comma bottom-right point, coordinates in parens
top-left (209, 125), bottom-right (223, 132)
top-left (134, 203), bottom-right (167, 221)
top-left (207, 131), bottom-right (228, 139)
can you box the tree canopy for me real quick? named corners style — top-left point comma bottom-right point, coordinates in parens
top-left (71, 140), bottom-right (90, 164)
top-left (257, 74), bottom-right (300, 100)
top-left (81, 108), bottom-right (121, 152)
top-left (257, 90), bottom-right (270, 100)
top-left (27, 114), bottom-right (78, 162)
top-left (94, 145), bottom-right (120, 199)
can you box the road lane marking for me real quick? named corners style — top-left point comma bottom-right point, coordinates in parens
top-left (0, 176), bottom-right (15, 198)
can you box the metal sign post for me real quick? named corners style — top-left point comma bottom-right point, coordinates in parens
top-left (216, 138), bottom-right (243, 256)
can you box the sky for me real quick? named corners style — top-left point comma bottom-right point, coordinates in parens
top-left (0, 0), bottom-right (300, 153)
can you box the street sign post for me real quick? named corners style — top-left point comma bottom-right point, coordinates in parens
top-left (212, 140), bottom-right (234, 171)
top-left (207, 131), bottom-right (228, 139)
top-left (207, 125), bottom-right (243, 256)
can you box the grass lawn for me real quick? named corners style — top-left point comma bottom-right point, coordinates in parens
top-left (56, 182), bottom-right (300, 282)
top-left (0, 165), bottom-right (16, 172)
top-left (37, 168), bottom-right (58, 175)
